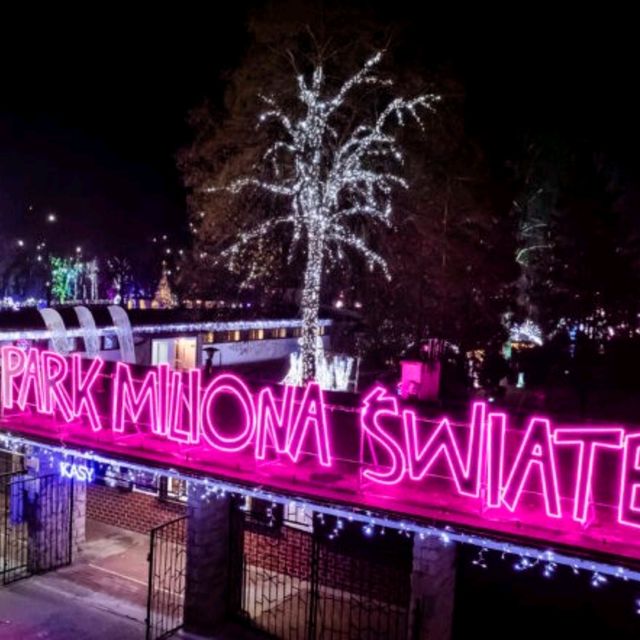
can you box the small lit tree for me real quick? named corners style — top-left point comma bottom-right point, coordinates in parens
top-left (154, 269), bottom-right (176, 308)
top-left (50, 256), bottom-right (81, 303)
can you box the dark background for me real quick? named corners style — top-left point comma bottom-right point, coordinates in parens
top-left (2, 5), bottom-right (638, 253)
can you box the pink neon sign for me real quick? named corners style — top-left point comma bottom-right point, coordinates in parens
top-left (2, 346), bottom-right (640, 563)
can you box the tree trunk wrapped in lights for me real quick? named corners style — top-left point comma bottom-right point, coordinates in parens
top-left (208, 51), bottom-right (439, 382)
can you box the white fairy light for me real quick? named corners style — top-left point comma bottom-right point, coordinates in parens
top-left (207, 51), bottom-right (439, 381)
top-left (6, 430), bottom-right (640, 590)
top-left (283, 349), bottom-right (354, 390)
top-left (0, 318), bottom-right (331, 343)
top-left (510, 319), bottom-right (544, 346)
top-left (591, 572), bottom-right (608, 588)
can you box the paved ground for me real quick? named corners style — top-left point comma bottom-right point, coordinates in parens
top-left (0, 578), bottom-right (260, 640)
top-left (0, 573), bottom-right (146, 639)
top-left (0, 519), bottom-right (263, 640)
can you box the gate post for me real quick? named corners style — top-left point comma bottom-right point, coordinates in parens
top-left (409, 536), bottom-right (456, 640)
top-left (71, 480), bottom-right (87, 559)
top-left (184, 483), bottom-right (233, 635)
top-left (25, 450), bottom-right (85, 571)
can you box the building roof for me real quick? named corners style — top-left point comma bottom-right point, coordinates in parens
top-left (0, 305), bottom-right (333, 342)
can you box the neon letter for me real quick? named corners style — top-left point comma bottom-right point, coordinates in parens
top-left (16, 348), bottom-right (44, 412)
top-left (201, 374), bottom-right (256, 452)
top-left (359, 385), bottom-right (406, 485)
top-left (256, 385), bottom-right (295, 459)
top-left (502, 418), bottom-right (562, 518)
top-left (485, 411), bottom-right (507, 508)
top-left (618, 434), bottom-right (640, 529)
top-left (41, 351), bottom-right (74, 421)
top-left (403, 402), bottom-right (486, 497)
top-left (155, 363), bottom-right (171, 436)
top-left (167, 369), bottom-right (201, 445)
top-left (71, 354), bottom-right (104, 431)
top-left (554, 427), bottom-right (624, 524)
top-left (112, 362), bottom-right (158, 433)
top-left (287, 382), bottom-right (332, 466)
top-left (0, 346), bottom-right (26, 409)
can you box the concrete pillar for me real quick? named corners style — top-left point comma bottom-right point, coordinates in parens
top-left (409, 536), bottom-right (457, 640)
top-left (71, 481), bottom-right (87, 558)
top-left (184, 484), bottom-right (234, 635)
top-left (25, 450), bottom-right (87, 569)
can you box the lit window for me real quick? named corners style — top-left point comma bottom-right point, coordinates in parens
top-left (284, 502), bottom-right (313, 532)
top-left (159, 477), bottom-right (187, 503)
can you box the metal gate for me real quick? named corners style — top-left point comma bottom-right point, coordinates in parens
top-left (233, 506), bottom-right (412, 640)
top-left (146, 515), bottom-right (188, 640)
top-left (1, 472), bottom-right (74, 584)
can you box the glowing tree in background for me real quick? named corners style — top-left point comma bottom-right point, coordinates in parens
top-left (49, 256), bottom-right (100, 304)
top-left (154, 269), bottom-right (176, 308)
top-left (50, 257), bottom-right (82, 303)
top-left (209, 51), bottom-right (439, 381)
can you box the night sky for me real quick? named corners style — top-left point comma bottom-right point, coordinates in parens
top-left (1, 5), bottom-right (638, 255)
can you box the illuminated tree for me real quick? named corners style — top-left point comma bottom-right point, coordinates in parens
top-left (154, 269), bottom-right (176, 308)
top-left (206, 51), bottom-right (438, 381)
top-left (50, 257), bottom-right (81, 303)
top-left (107, 256), bottom-right (133, 303)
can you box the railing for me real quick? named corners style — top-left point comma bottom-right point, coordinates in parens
top-left (146, 515), bottom-right (188, 640)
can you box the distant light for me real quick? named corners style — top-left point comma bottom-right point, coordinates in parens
top-left (17, 239), bottom-right (24, 247)
top-left (509, 320), bottom-right (543, 346)
top-left (75, 246), bottom-right (82, 253)
top-left (47, 213), bottom-right (57, 222)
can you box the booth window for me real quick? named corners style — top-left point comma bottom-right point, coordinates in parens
top-left (245, 497), bottom-right (284, 535)
top-left (284, 502), bottom-right (314, 532)
top-left (159, 476), bottom-right (188, 503)
top-left (132, 470), bottom-right (159, 496)
top-left (95, 464), bottom-right (133, 491)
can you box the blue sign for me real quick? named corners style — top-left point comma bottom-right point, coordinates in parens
top-left (59, 461), bottom-right (94, 482)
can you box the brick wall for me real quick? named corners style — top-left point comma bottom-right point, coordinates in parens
top-left (87, 484), bottom-right (186, 533)
top-left (244, 526), bottom-right (312, 579)
top-left (243, 524), bottom-right (410, 606)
